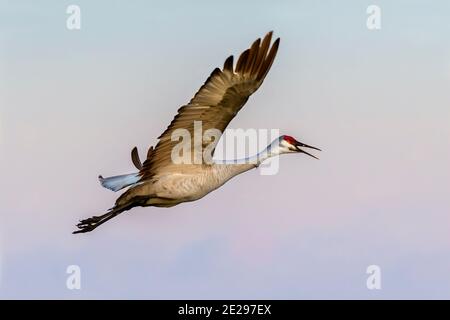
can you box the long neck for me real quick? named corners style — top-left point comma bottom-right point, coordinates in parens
top-left (213, 140), bottom-right (280, 166)
top-left (209, 141), bottom-right (281, 183)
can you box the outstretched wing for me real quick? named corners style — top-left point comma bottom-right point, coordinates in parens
top-left (140, 32), bottom-right (280, 180)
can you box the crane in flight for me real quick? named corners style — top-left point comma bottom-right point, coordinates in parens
top-left (74, 32), bottom-right (320, 234)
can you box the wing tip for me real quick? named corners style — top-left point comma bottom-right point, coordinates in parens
top-left (223, 55), bottom-right (234, 72)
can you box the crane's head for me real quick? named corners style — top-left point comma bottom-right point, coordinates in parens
top-left (278, 135), bottom-right (321, 159)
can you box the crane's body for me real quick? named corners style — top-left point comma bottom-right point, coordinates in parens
top-left (116, 163), bottom-right (255, 208)
top-left (74, 32), bottom-right (320, 234)
top-left (106, 139), bottom-right (280, 207)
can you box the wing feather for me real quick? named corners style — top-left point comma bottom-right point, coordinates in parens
top-left (131, 147), bottom-right (142, 170)
top-left (139, 32), bottom-right (280, 181)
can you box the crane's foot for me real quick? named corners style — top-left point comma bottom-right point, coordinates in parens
top-left (73, 213), bottom-right (110, 234)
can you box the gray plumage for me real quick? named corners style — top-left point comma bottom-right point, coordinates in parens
top-left (74, 32), bottom-right (320, 234)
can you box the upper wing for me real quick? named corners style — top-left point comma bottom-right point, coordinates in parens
top-left (139, 32), bottom-right (280, 180)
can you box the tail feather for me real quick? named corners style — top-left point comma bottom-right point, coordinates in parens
top-left (99, 173), bottom-right (140, 192)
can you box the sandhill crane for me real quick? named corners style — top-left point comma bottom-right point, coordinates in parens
top-left (74, 32), bottom-right (320, 234)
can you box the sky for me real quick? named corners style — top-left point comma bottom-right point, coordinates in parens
top-left (0, 0), bottom-right (450, 299)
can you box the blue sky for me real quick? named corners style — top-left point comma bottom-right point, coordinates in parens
top-left (1, 0), bottom-right (450, 299)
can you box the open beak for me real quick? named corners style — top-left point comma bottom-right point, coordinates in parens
top-left (294, 141), bottom-right (321, 159)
